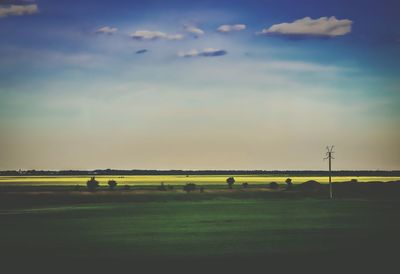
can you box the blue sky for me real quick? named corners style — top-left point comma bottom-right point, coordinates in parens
top-left (0, 0), bottom-right (399, 170)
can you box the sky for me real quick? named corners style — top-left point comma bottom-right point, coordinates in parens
top-left (0, 0), bottom-right (399, 170)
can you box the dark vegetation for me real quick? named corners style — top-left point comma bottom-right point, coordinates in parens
top-left (108, 179), bottom-right (117, 190)
top-left (269, 182), bottom-right (279, 189)
top-left (226, 177), bottom-right (235, 189)
top-left (86, 177), bottom-right (99, 191)
top-left (183, 183), bottom-right (197, 192)
top-left (1, 169), bottom-right (399, 176)
top-left (158, 182), bottom-right (167, 191)
top-left (1, 180), bottom-right (400, 209)
top-left (285, 178), bottom-right (293, 190)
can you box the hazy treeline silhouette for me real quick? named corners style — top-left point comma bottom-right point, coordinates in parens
top-left (1, 169), bottom-right (400, 176)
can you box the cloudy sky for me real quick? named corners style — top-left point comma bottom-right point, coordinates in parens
top-left (0, 0), bottom-right (399, 170)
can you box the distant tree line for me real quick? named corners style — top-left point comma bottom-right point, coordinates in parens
top-left (2, 169), bottom-right (400, 176)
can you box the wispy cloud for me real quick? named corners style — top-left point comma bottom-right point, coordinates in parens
top-left (0, 3), bottom-right (38, 17)
top-left (130, 30), bottom-right (184, 41)
top-left (217, 24), bottom-right (246, 33)
top-left (0, 46), bottom-right (107, 69)
top-left (259, 16), bottom-right (352, 37)
top-left (95, 26), bottom-right (118, 35)
top-left (184, 25), bottom-right (204, 36)
top-left (178, 48), bottom-right (227, 58)
top-left (0, 1), bottom-right (35, 3)
top-left (265, 61), bottom-right (341, 73)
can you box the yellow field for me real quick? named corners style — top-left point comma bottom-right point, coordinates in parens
top-left (0, 175), bottom-right (399, 186)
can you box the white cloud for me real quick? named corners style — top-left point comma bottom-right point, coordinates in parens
top-left (178, 48), bottom-right (227, 58)
top-left (178, 49), bottom-right (199, 57)
top-left (130, 30), bottom-right (184, 41)
top-left (184, 25), bottom-right (204, 36)
top-left (0, 4), bottom-right (38, 17)
top-left (259, 16), bottom-right (352, 37)
top-left (265, 61), bottom-right (340, 73)
top-left (217, 24), bottom-right (246, 33)
top-left (95, 26), bottom-right (118, 35)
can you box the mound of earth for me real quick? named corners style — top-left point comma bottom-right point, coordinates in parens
top-left (297, 180), bottom-right (322, 191)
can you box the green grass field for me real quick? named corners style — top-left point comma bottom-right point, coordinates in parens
top-left (1, 195), bottom-right (399, 270)
top-left (1, 183), bottom-right (400, 272)
top-left (1, 175), bottom-right (399, 186)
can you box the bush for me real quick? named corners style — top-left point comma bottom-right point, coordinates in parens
top-left (285, 178), bottom-right (293, 190)
top-left (269, 182), bottom-right (279, 189)
top-left (350, 178), bottom-right (358, 183)
top-left (242, 182), bottom-right (249, 189)
top-left (183, 183), bottom-right (196, 193)
top-left (123, 184), bottom-right (131, 190)
top-left (199, 186), bottom-right (204, 193)
top-left (108, 180), bottom-right (117, 190)
top-left (226, 177), bottom-right (235, 189)
top-left (86, 177), bottom-right (99, 191)
top-left (158, 182), bottom-right (167, 191)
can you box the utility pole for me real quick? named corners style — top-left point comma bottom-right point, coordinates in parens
top-left (324, 146), bottom-right (335, 199)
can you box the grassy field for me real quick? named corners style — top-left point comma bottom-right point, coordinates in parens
top-left (1, 179), bottom-right (399, 271)
top-left (1, 175), bottom-right (399, 186)
top-left (1, 191), bottom-right (399, 271)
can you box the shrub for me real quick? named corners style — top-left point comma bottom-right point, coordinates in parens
top-left (158, 182), bottom-right (167, 191)
top-left (108, 180), bottom-right (117, 190)
top-left (86, 177), bottom-right (99, 191)
top-left (285, 178), bottom-right (293, 190)
top-left (183, 183), bottom-right (196, 193)
top-left (242, 182), bottom-right (249, 189)
top-left (123, 184), bottom-right (131, 190)
top-left (269, 182), bottom-right (279, 189)
top-left (350, 178), bottom-right (358, 183)
top-left (199, 186), bottom-right (204, 193)
top-left (226, 177), bottom-right (235, 189)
